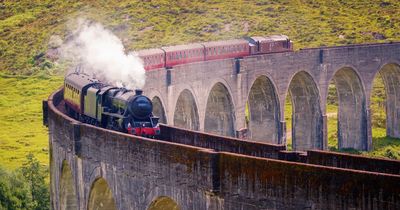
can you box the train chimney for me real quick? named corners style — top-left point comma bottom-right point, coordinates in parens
top-left (135, 89), bottom-right (143, 95)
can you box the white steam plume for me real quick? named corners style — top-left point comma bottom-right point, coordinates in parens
top-left (60, 19), bottom-right (145, 89)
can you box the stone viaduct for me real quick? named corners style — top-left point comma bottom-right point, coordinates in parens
top-left (144, 42), bottom-right (400, 151)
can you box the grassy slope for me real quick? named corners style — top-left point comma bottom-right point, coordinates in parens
top-left (0, 0), bottom-right (399, 167)
top-left (0, 74), bottom-right (62, 169)
top-left (1, 0), bottom-right (399, 73)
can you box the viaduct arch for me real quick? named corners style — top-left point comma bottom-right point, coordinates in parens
top-left (377, 63), bottom-right (400, 138)
top-left (204, 82), bottom-right (236, 137)
top-left (173, 89), bottom-right (199, 131)
top-left (287, 71), bottom-right (323, 151)
top-left (59, 161), bottom-right (77, 210)
top-left (247, 75), bottom-right (280, 143)
top-left (87, 178), bottom-right (117, 210)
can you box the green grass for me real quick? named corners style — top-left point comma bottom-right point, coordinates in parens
top-left (0, 74), bottom-right (62, 169)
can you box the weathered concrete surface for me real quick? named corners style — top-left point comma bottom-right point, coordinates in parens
top-left (333, 67), bottom-right (367, 150)
top-left (151, 96), bottom-right (167, 124)
top-left (204, 83), bottom-right (236, 137)
top-left (219, 152), bottom-right (400, 210)
top-left (247, 75), bottom-right (280, 143)
top-left (47, 90), bottom-right (400, 210)
top-left (307, 150), bottom-right (400, 175)
top-left (144, 43), bottom-right (400, 151)
top-left (173, 89), bottom-right (199, 131)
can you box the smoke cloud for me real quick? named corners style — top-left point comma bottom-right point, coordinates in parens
top-left (59, 18), bottom-right (145, 89)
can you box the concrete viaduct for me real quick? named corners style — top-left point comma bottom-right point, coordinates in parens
top-left (144, 42), bottom-right (400, 151)
top-left (45, 42), bottom-right (400, 210)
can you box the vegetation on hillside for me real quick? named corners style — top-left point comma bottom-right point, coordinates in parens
top-left (0, 154), bottom-right (49, 210)
top-left (1, 0), bottom-right (399, 74)
top-left (0, 74), bottom-right (62, 169)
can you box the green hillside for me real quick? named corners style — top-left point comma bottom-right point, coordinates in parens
top-left (0, 0), bottom-right (399, 168)
top-left (1, 0), bottom-right (399, 74)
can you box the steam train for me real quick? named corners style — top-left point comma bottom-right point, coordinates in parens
top-left (63, 72), bottom-right (160, 137)
top-left (137, 35), bottom-right (293, 70)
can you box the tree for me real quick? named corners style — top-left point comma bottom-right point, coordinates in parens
top-left (0, 167), bottom-right (33, 210)
top-left (21, 153), bottom-right (50, 210)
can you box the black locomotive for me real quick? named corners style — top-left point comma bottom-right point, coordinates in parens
top-left (63, 72), bottom-right (160, 137)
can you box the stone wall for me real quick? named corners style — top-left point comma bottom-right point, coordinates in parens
top-left (219, 152), bottom-right (400, 209)
top-left (307, 150), bottom-right (400, 175)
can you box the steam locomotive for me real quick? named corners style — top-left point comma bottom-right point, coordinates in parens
top-left (63, 72), bottom-right (160, 137)
top-left (137, 35), bottom-right (293, 70)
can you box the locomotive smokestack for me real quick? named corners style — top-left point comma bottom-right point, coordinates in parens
top-left (135, 89), bottom-right (143, 95)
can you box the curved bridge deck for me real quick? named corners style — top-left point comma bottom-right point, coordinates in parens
top-left (45, 89), bottom-right (400, 210)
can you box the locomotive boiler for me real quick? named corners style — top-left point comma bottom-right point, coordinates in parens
top-left (64, 72), bottom-right (160, 137)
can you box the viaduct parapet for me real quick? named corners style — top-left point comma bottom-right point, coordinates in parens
top-left (144, 43), bottom-right (400, 151)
